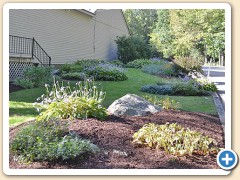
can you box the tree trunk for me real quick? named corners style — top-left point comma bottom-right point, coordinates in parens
top-left (207, 58), bottom-right (212, 77)
top-left (219, 52), bottom-right (221, 66)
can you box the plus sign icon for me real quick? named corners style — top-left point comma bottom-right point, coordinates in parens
top-left (217, 149), bottom-right (238, 170)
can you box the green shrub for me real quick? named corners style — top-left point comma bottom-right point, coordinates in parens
top-left (143, 95), bottom-right (181, 110)
top-left (61, 72), bottom-right (86, 80)
top-left (142, 80), bottom-right (211, 96)
top-left (132, 123), bottom-right (220, 156)
top-left (10, 118), bottom-right (99, 162)
top-left (14, 67), bottom-right (52, 89)
top-left (36, 78), bottom-right (107, 121)
top-left (109, 60), bottom-right (125, 67)
top-left (173, 56), bottom-right (203, 74)
top-left (196, 78), bottom-right (218, 92)
top-left (142, 62), bottom-right (176, 76)
top-left (171, 81), bottom-right (210, 96)
top-left (115, 35), bottom-right (152, 64)
top-left (75, 59), bottom-right (104, 68)
top-left (59, 64), bottom-right (84, 74)
top-left (126, 59), bottom-right (153, 68)
top-left (14, 78), bottom-right (34, 89)
top-left (85, 64), bottom-right (128, 81)
top-left (141, 85), bottom-right (173, 95)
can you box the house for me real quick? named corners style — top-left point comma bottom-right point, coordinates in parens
top-left (9, 9), bottom-right (130, 79)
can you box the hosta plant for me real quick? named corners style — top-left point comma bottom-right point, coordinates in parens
top-left (132, 123), bottom-right (220, 156)
top-left (85, 63), bottom-right (128, 81)
top-left (35, 78), bottom-right (107, 121)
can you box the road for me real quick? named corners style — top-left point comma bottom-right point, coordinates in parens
top-left (202, 66), bottom-right (225, 108)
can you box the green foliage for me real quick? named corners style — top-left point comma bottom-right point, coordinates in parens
top-left (171, 81), bottom-right (210, 96)
top-left (173, 56), bottom-right (203, 73)
top-left (109, 60), bottom-right (125, 67)
top-left (196, 78), bottom-right (218, 92)
top-left (132, 123), bottom-right (220, 156)
top-left (59, 59), bottom-right (104, 74)
top-left (141, 80), bottom-right (211, 96)
top-left (142, 62), bottom-right (176, 76)
top-left (36, 78), bottom-right (107, 121)
top-left (126, 59), bottom-right (153, 68)
top-left (115, 35), bottom-right (152, 64)
top-left (85, 64), bottom-right (128, 81)
top-left (150, 10), bottom-right (174, 58)
top-left (150, 9), bottom-right (225, 60)
top-left (123, 9), bottom-right (158, 42)
top-left (59, 61), bottom-right (127, 81)
top-left (14, 67), bottom-right (52, 89)
top-left (141, 84), bottom-right (173, 95)
top-left (14, 78), bottom-right (34, 89)
top-left (61, 72), bottom-right (86, 80)
top-left (10, 118), bottom-right (99, 162)
top-left (59, 64), bottom-right (83, 74)
top-left (75, 59), bottom-right (104, 68)
top-left (143, 95), bottom-right (181, 110)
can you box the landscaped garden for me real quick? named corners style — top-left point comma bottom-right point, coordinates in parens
top-left (9, 9), bottom-right (225, 170)
top-left (9, 58), bottom-right (223, 169)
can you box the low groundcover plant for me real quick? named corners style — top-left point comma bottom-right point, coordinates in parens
top-left (10, 118), bottom-right (99, 162)
top-left (132, 122), bottom-right (220, 156)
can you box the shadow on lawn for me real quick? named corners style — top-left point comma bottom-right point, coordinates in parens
top-left (9, 107), bottom-right (38, 116)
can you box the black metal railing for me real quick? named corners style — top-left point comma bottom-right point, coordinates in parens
top-left (9, 35), bottom-right (51, 67)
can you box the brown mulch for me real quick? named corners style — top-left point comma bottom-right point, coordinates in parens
top-left (9, 83), bottom-right (24, 93)
top-left (9, 110), bottom-right (224, 169)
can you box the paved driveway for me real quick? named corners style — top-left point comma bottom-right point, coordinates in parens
top-left (202, 66), bottom-right (225, 108)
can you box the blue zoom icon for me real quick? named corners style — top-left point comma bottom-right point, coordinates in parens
top-left (217, 149), bottom-right (238, 170)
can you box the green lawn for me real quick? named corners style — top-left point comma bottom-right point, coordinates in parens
top-left (9, 68), bottom-right (217, 126)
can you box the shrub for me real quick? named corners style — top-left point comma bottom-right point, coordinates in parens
top-left (36, 78), bottom-right (107, 121)
top-left (10, 118), bottom-right (99, 162)
top-left (109, 60), bottom-right (125, 67)
top-left (132, 123), bottom-right (220, 156)
top-left (14, 78), bottom-right (34, 89)
top-left (143, 95), bottom-right (181, 110)
top-left (196, 78), bottom-right (218, 92)
top-left (141, 85), bottom-right (173, 95)
top-left (142, 62), bottom-right (176, 76)
top-left (173, 56), bottom-right (203, 74)
top-left (75, 59), bottom-right (104, 68)
top-left (141, 81), bottom-right (211, 96)
top-left (126, 59), bottom-right (153, 68)
top-left (115, 35), bottom-right (152, 64)
top-left (59, 64), bottom-right (84, 74)
top-left (85, 63), bottom-right (128, 81)
top-left (14, 67), bottom-right (52, 88)
top-left (61, 72), bottom-right (86, 80)
top-left (171, 81), bottom-right (210, 96)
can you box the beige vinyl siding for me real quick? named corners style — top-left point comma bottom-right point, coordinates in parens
top-left (94, 10), bottom-right (129, 60)
top-left (9, 9), bottom-right (129, 64)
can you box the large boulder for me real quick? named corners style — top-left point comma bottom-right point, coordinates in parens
top-left (107, 94), bottom-right (161, 116)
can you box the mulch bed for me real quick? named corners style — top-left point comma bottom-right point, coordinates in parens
top-left (9, 83), bottom-right (25, 93)
top-left (9, 110), bottom-right (224, 169)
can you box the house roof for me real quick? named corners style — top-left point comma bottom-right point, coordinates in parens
top-left (75, 9), bottom-right (96, 17)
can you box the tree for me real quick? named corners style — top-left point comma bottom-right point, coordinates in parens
top-left (150, 9), bottom-right (225, 64)
top-left (115, 35), bottom-right (152, 64)
top-left (149, 10), bottom-right (174, 58)
top-left (123, 9), bottom-right (158, 43)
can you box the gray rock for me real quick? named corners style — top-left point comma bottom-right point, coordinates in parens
top-left (107, 94), bottom-right (161, 116)
top-left (188, 70), bottom-right (205, 79)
